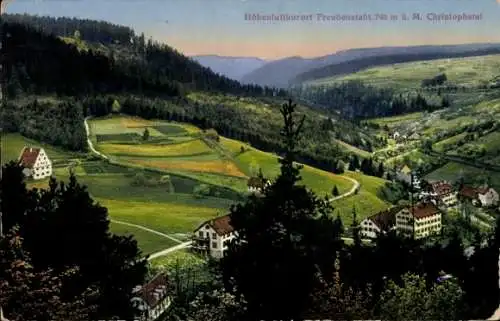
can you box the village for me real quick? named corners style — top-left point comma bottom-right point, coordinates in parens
top-left (14, 143), bottom-right (500, 321)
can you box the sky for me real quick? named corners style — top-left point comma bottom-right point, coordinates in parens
top-left (6, 0), bottom-right (500, 59)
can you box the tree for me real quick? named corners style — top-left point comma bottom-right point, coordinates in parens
top-left (350, 155), bottom-right (360, 171)
top-left (111, 99), bottom-right (121, 113)
top-left (378, 273), bottom-right (465, 321)
top-left (351, 206), bottom-right (361, 247)
top-left (0, 228), bottom-right (99, 321)
top-left (303, 258), bottom-right (372, 320)
top-left (421, 139), bottom-right (433, 153)
top-left (1, 166), bottom-right (148, 319)
top-left (193, 184), bottom-right (211, 198)
top-left (186, 289), bottom-right (247, 321)
top-left (142, 127), bottom-right (150, 141)
top-left (332, 185), bottom-right (340, 197)
top-left (377, 162), bottom-right (385, 178)
top-left (222, 99), bottom-right (344, 320)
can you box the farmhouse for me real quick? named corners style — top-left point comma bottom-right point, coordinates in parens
top-left (395, 202), bottom-right (442, 239)
top-left (192, 214), bottom-right (236, 259)
top-left (131, 273), bottom-right (171, 321)
top-left (247, 176), bottom-right (270, 194)
top-left (422, 181), bottom-right (457, 208)
top-left (359, 206), bottom-right (402, 239)
top-left (18, 147), bottom-right (52, 180)
top-left (459, 186), bottom-right (499, 207)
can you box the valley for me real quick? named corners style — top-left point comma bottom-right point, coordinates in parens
top-left (3, 113), bottom-right (390, 256)
top-left (2, 9), bottom-right (500, 321)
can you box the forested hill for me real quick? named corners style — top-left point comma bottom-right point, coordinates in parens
top-left (2, 14), bottom-right (286, 98)
top-left (3, 13), bottom-right (134, 45)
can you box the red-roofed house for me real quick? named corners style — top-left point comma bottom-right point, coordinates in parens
top-left (18, 147), bottom-right (52, 180)
top-left (427, 181), bottom-right (458, 208)
top-left (131, 273), bottom-right (171, 321)
top-left (459, 186), bottom-right (499, 207)
top-left (192, 214), bottom-right (237, 259)
top-left (359, 206), bottom-right (403, 239)
top-left (395, 202), bottom-right (442, 239)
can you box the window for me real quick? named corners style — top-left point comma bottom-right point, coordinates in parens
top-left (212, 242), bottom-right (217, 249)
top-left (199, 231), bottom-right (203, 237)
top-left (212, 232), bottom-right (216, 239)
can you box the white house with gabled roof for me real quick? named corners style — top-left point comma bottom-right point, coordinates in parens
top-left (18, 147), bottom-right (52, 180)
top-left (192, 214), bottom-right (237, 259)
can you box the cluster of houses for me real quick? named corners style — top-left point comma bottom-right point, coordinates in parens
top-left (359, 202), bottom-right (443, 240)
top-left (359, 164), bottom-right (499, 241)
top-left (392, 130), bottom-right (421, 143)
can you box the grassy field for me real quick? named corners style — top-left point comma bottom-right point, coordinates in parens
top-left (98, 140), bottom-right (212, 157)
top-left (235, 147), bottom-right (352, 196)
top-left (334, 139), bottom-right (372, 158)
top-left (433, 132), bottom-right (468, 152)
top-left (98, 199), bottom-right (222, 235)
top-left (91, 115), bottom-right (356, 198)
top-left (109, 222), bottom-right (179, 255)
top-left (1, 133), bottom-right (80, 162)
top-left (331, 172), bottom-right (390, 224)
top-left (307, 54), bottom-right (500, 90)
top-left (4, 114), bottom-right (390, 254)
top-left (370, 112), bottom-right (423, 127)
top-left (425, 162), bottom-right (500, 191)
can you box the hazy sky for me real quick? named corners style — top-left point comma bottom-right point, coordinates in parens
top-left (6, 0), bottom-right (500, 59)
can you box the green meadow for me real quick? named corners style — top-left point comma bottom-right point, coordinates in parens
top-left (3, 114), bottom-right (391, 254)
top-left (307, 54), bottom-right (500, 90)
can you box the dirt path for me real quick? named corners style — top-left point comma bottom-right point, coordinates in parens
top-left (148, 241), bottom-right (192, 261)
top-left (83, 117), bottom-right (108, 160)
top-left (110, 219), bottom-right (183, 244)
top-left (329, 175), bottom-right (360, 202)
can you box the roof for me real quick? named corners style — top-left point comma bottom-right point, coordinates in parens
top-left (431, 181), bottom-right (454, 196)
top-left (18, 147), bottom-right (41, 169)
top-left (367, 206), bottom-right (402, 230)
top-left (196, 214), bottom-right (234, 236)
top-left (459, 186), bottom-right (479, 199)
top-left (400, 165), bottom-right (412, 175)
top-left (138, 273), bottom-right (168, 308)
top-left (408, 202), bottom-right (441, 219)
top-left (247, 176), bottom-right (267, 188)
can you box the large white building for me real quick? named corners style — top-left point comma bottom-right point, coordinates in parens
top-left (131, 273), bottom-right (171, 321)
top-left (192, 214), bottom-right (236, 259)
top-left (395, 202), bottom-right (442, 239)
top-left (18, 147), bottom-right (52, 180)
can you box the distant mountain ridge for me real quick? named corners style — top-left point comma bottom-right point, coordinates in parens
top-left (240, 43), bottom-right (500, 88)
top-left (191, 55), bottom-right (268, 81)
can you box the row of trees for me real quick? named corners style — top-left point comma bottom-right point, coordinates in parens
top-left (0, 99), bottom-right (87, 151)
top-left (293, 80), bottom-right (444, 119)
